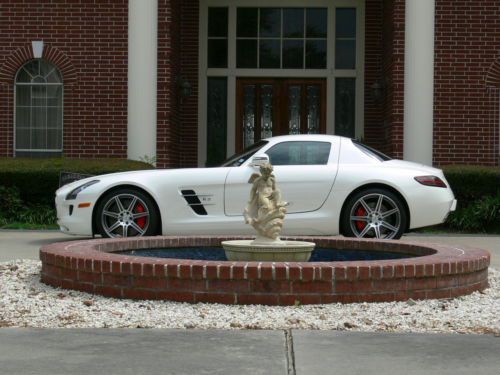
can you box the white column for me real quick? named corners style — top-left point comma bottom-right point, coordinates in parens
top-left (403, 0), bottom-right (435, 165)
top-left (128, 0), bottom-right (157, 161)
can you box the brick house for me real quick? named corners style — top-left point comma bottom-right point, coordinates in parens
top-left (0, 0), bottom-right (498, 168)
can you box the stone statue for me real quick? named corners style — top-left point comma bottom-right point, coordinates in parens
top-left (222, 161), bottom-right (314, 261)
top-left (244, 163), bottom-right (287, 242)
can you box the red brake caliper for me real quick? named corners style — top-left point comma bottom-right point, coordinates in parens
top-left (135, 203), bottom-right (146, 229)
top-left (355, 207), bottom-right (367, 231)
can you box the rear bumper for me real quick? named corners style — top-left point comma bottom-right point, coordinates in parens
top-left (408, 188), bottom-right (457, 230)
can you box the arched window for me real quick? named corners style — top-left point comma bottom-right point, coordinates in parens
top-left (15, 59), bottom-right (63, 156)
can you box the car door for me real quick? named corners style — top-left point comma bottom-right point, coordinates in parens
top-left (224, 139), bottom-right (340, 216)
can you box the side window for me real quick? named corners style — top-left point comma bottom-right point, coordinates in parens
top-left (265, 141), bottom-right (331, 165)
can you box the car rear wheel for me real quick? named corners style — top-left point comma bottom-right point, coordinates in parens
top-left (341, 188), bottom-right (407, 240)
top-left (95, 188), bottom-right (160, 238)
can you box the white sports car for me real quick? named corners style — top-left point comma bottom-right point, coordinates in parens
top-left (55, 135), bottom-right (457, 240)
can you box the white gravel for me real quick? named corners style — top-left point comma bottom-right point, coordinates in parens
top-left (1, 260), bottom-right (499, 334)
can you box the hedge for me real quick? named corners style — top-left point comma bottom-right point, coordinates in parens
top-left (0, 159), bottom-right (498, 231)
top-left (0, 158), bottom-right (153, 206)
top-left (442, 165), bottom-right (500, 206)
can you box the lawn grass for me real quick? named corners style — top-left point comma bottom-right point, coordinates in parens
top-left (0, 222), bottom-right (59, 230)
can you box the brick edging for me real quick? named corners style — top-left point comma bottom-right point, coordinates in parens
top-left (40, 236), bottom-right (491, 305)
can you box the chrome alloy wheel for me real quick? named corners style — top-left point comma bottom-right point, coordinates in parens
top-left (349, 193), bottom-right (401, 239)
top-left (100, 193), bottom-right (150, 238)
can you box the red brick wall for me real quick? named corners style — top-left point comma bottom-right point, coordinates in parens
top-left (379, 0), bottom-right (405, 159)
top-left (157, 0), bottom-right (181, 168)
top-left (178, 0), bottom-right (199, 168)
top-left (2, 1), bottom-right (497, 167)
top-left (363, 0), bottom-right (384, 150)
top-left (434, 0), bottom-right (499, 166)
top-left (0, 0), bottom-right (128, 159)
top-left (157, 0), bottom-right (198, 169)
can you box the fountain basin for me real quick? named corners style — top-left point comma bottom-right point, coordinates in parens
top-left (222, 240), bottom-right (315, 261)
top-left (40, 236), bottom-right (490, 305)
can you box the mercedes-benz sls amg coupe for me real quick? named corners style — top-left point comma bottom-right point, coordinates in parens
top-left (56, 135), bottom-right (457, 240)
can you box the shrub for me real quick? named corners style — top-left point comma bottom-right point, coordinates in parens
top-left (0, 158), bottom-right (153, 206)
top-left (441, 165), bottom-right (499, 232)
top-left (0, 185), bottom-right (25, 219)
top-left (446, 194), bottom-right (500, 232)
top-left (442, 165), bottom-right (500, 206)
top-left (0, 185), bottom-right (56, 225)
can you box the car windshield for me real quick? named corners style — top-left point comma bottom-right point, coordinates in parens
top-left (352, 140), bottom-right (392, 161)
top-left (219, 140), bottom-right (269, 167)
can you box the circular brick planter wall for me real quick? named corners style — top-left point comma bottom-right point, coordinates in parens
top-left (40, 236), bottom-right (490, 305)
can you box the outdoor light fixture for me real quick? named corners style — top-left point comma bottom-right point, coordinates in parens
top-left (177, 77), bottom-right (192, 99)
top-left (370, 80), bottom-right (385, 103)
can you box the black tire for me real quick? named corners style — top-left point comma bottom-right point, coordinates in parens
top-left (341, 187), bottom-right (407, 240)
top-left (95, 188), bottom-right (160, 238)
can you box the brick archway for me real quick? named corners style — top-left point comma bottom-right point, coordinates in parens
top-left (0, 44), bottom-right (77, 157)
top-left (485, 58), bottom-right (500, 165)
top-left (0, 44), bottom-right (77, 85)
top-left (485, 57), bottom-right (500, 89)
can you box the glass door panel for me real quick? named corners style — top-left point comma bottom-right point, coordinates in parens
top-left (287, 85), bottom-right (301, 135)
top-left (307, 85), bottom-right (320, 134)
top-left (236, 78), bottom-right (325, 151)
top-left (260, 85), bottom-right (274, 140)
top-left (242, 84), bottom-right (256, 148)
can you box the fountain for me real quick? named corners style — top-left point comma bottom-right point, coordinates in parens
top-left (39, 163), bottom-right (491, 305)
top-left (221, 163), bottom-right (315, 262)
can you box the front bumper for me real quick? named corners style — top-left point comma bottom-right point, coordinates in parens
top-left (56, 193), bottom-right (94, 236)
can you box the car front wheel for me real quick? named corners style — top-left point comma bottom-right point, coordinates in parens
top-left (95, 188), bottom-right (160, 238)
top-left (341, 188), bottom-right (407, 240)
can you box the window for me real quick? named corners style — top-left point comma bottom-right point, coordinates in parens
top-left (220, 140), bottom-right (268, 167)
top-left (236, 8), bottom-right (327, 69)
top-left (200, 1), bottom-right (364, 167)
top-left (208, 7), bottom-right (228, 68)
top-left (206, 77), bottom-right (227, 166)
top-left (15, 59), bottom-right (63, 155)
top-left (335, 77), bottom-right (355, 137)
top-left (265, 141), bottom-right (331, 165)
top-left (335, 8), bottom-right (356, 69)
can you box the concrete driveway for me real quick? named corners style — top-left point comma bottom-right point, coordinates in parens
top-left (0, 230), bottom-right (498, 375)
top-left (0, 229), bottom-right (498, 267)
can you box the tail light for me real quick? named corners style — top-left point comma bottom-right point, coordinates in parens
top-left (414, 176), bottom-right (447, 188)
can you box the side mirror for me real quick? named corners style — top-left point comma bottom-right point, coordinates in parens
top-left (250, 154), bottom-right (269, 167)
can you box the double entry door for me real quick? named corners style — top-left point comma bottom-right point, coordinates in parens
top-left (236, 78), bottom-right (326, 151)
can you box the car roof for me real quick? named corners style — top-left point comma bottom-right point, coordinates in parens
top-left (263, 134), bottom-right (346, 143)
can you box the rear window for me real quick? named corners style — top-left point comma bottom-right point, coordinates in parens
top-left (352, 140), bottom-right (392, 162)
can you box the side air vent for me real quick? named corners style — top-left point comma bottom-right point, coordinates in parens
top-left (181, 190), bottom-right (208, 215)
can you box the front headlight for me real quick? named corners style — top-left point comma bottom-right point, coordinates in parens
top-left (66, 180), bottom-right (100, 200)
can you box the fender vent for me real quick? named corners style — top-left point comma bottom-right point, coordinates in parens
top-left (181, 190), bottom-right (208, 216)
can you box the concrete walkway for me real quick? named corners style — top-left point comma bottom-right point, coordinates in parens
top-left (0, 230), bottom-right (499, 374)
top-left (0, 329), bottom-right (498, 375)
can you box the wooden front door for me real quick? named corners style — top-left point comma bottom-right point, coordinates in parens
top-left (236, 78), bottom-right (326, 151)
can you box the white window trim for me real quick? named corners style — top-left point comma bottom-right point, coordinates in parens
top-left (14, 60), bottom-right (64, 155)
top-left (198, 0), bottom-right (365, 166)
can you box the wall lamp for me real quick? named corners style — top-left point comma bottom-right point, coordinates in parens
top-left (370, 79), bottom-right (386, 103)
top-left (177, 77), bottom-right (192, 100)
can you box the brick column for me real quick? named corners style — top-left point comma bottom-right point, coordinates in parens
top-left (403, 0), bottom-right (435, 165)
top-left (128, 0), bottom-right (158, 161)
